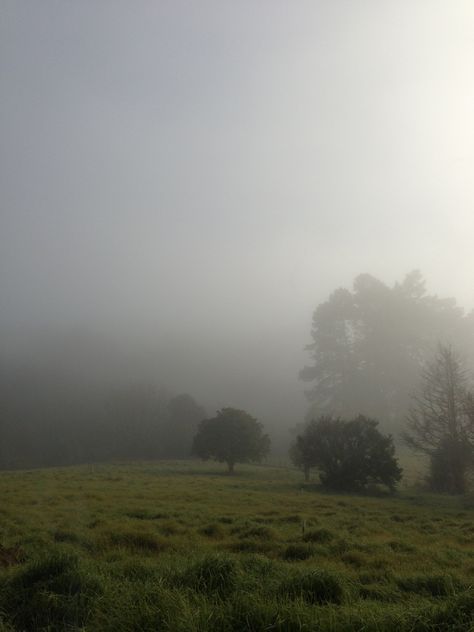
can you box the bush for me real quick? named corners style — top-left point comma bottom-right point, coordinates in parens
top-left (290, 415), bottom-right (402, 491)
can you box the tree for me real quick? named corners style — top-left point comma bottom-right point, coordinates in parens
top-left (192, 408), bottom-right (270, 473)
top-left (403, 343), bottom-right (474, 494)
top-left (290, 415), bottom-right (402, 491)
top-left (300, 272), bottom-right (472, 433)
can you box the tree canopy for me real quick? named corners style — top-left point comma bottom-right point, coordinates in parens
top-left (291, 415), bottom-right (402, 491)
top-left (300, 271), bottom-right (473, 432)
top-left (192, 408), bottom-right (270, 473)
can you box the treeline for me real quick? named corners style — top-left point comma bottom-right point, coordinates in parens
top-left (300, 270), bottom-right (474, 433)
top-left (295, 272), bottom-right (474, 494)
top-left (2, 270), bottom-right (474, 475)
top-left (0, 368), bottom-right (205, 469)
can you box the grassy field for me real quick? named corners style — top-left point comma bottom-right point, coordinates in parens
top-left (0, 461), bottom-right (473, 631)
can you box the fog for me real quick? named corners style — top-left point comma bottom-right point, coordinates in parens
top-left (1, 2), bottom-right (474, 463)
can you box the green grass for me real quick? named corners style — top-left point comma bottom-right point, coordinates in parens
top-left (0, 460), bottom-right (473, 630)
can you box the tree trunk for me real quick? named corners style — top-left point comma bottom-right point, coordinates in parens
top-left (304, 465), bottom-right (310, 483)
top-left (227, 461), bottom-right (235, 474)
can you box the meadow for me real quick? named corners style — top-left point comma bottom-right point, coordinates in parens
top-left (0, 461), bottom-right (473, 631)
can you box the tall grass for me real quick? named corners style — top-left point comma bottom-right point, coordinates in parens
top-left (0, 460), bottom-right (472, 630)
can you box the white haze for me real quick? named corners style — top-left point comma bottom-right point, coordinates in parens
top-left (1, 1), bottom-right (474, 429)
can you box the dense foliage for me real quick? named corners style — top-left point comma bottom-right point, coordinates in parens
top-left (291, 415), bottom-right (402, 491)
top-left (192, 408), bottom-right (270, 473)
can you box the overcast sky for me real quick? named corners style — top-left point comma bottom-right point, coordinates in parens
top-left (1, 1), bottom-right (473, 423)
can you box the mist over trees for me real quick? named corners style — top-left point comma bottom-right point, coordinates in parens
top-left (300, 271), bottom-right (474, 434)
top-left (1, 270), bottom-right (474, 487)
top-left (404, 343), bottom-right (474, 494)
top-left (0, 361), bottom-right (206, 469)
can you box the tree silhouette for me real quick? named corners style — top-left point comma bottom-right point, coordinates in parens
top-left (404, 343), bottom-right (474, 493)
top-left (301, 271), bottom-right (471, 432)
top-left (192, 408), bottom-right (270, 473)
top-left (291, 415), bottom-right (402, 491)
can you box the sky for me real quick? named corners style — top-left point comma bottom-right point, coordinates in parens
top-left (1, 1), bottom-right (474, 426)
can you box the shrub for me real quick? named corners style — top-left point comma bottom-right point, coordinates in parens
top-left (290, 415), bottom-right (402, 491)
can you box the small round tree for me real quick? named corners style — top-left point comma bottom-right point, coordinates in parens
top-left (192, 408), bottom-right (270, 473)
top-left (290, 415), bottom-right (402, 491)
